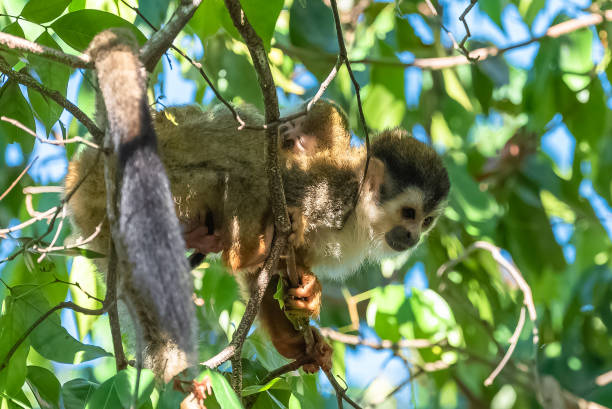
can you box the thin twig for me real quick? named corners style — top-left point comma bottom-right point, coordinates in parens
top-left (0, 157), bottom-right (37, 202)
top-left (36, 206), bottom-right (66, 262)
top-left (328, 0), bottom-right (370, 210)
top-left (458, 0), bottom-right (478, 49)
top-left (119, 0), bottom-right (247, 129)
top-left (484, 306), bottom-right (526, 386)
top-left (0, 62), bottom-right (104, 141)
top-left (319, 327), bottom-right (440, 350)
top-left (0, 32), bottom-right (92, 68)
top-left (437, 240), bottom-right (540, 397)
top-left (324, 369), bottom-right (363, 409)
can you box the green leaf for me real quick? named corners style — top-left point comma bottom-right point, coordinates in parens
top-left (27, 31), bottom-right (70, 135)
top-left (0, 81), bottom-right (36, 146)
top-left (273, 277), bottom-right (285, 310)
top-left (0, 297), bottom-right (30, 396)
top-left (61, 379), bottom-right (99, 409)
top-left (69, 256), bottom-right (104, 340)
top-left (241, 377), bottom-right (281, 397)
top-left (203, 369), bottom-right (242, 409)
top-left (114, 368), bottom-right (156, 409)
top-left (20, 0), bottom-right (70, 23)
top-left (242, 0), bottom-right (283, 50)
top-left (83, 375), bottom-right (122, 409)
top-left (11, 285), bottom-right (111, 364)
top-left (26, 366), bottom-right (60, 408)
top-left (188, 0), bottom-right (223, 39)
top-left (50, 10), bottom-right (146, 52)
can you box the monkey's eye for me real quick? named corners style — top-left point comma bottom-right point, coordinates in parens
top-left (401, 207), bottom-right (415, 220)
top-left (423, 216), bottom-right (434, 227)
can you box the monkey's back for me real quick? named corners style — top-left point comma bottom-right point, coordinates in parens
top-left (66, 104), bottom-right (272, 268)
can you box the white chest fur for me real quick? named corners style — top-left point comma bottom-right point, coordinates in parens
top-left (308, 194), bottom-right (391, 281)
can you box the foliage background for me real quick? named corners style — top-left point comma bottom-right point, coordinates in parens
top-left (1, 0), bottom-right (612, 407)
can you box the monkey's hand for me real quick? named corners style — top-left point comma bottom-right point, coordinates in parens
top-left (284, 271), bottom-right (321, 318)
top-left (183, 212), bottom-right (222, 254)
top-left (283, 272), bottom-right (332, 373)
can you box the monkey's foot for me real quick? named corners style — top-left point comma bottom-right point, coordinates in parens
top-left (302, 327), bottom-right (333, 373)
top-left (184, 225), bottom-right (222, 254)
top-left (284, 272), bottom-right (321, 318)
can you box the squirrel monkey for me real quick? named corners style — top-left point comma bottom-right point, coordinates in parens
top-left (66, 30), bottom-right (450, 379)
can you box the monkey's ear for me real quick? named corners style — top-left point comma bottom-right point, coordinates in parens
top-left (366, 157), bottom-right (385, 194)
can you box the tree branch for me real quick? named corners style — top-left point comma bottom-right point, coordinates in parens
top-left (353, 10), bottom-right (612, 70)
top-left (0, 60), bottom-right (104, 141)
top-left (0, 32), bottom-right (92, 68)
top-left (140, 0), bottom-right (203, 72)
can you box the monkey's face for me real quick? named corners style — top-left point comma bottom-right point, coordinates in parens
top-left (373, 187), bottom-right (444, 253)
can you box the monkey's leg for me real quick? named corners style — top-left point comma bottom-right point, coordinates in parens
top-left (259, 274), bottom-right (332, 373)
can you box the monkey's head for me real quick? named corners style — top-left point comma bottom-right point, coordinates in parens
top-left (368, 129), bottom-right (450, 253)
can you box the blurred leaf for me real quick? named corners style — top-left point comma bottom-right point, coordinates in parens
top-left (289, 0), bottom-right (338, 55)
top-left (521, 0), bottom-right (546, 25)
top-left (503, 191), bottom-right (566, 275)
top-left (0, 81), bottom-right (35, 147)
top-left (26, 366), bottom-right (60, 408)
top-left (472, 64), bottom-right (493, 113)
top-left (479, 0), bottom-right (506, 28)
top-left (61, 379), bottom-right (99, 409)
top-left (27, 31), bottom-right (70, 135)
top-left (564, 80), bottom-right (606, 146)
top-left (114, 368), bottom-right (155, 409)
top-left (559, 29), bottom-right (593, 92)
top-left (50, 10), bottom-right (146, 51)
top-left (21, 0), bottom-right (70, 23)
top-left (442, 68), bottom-right (473, 111)
top-left (367, 285), bottom-right (409, 341)
top-left (135, 0), bottom-right (171, 28)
